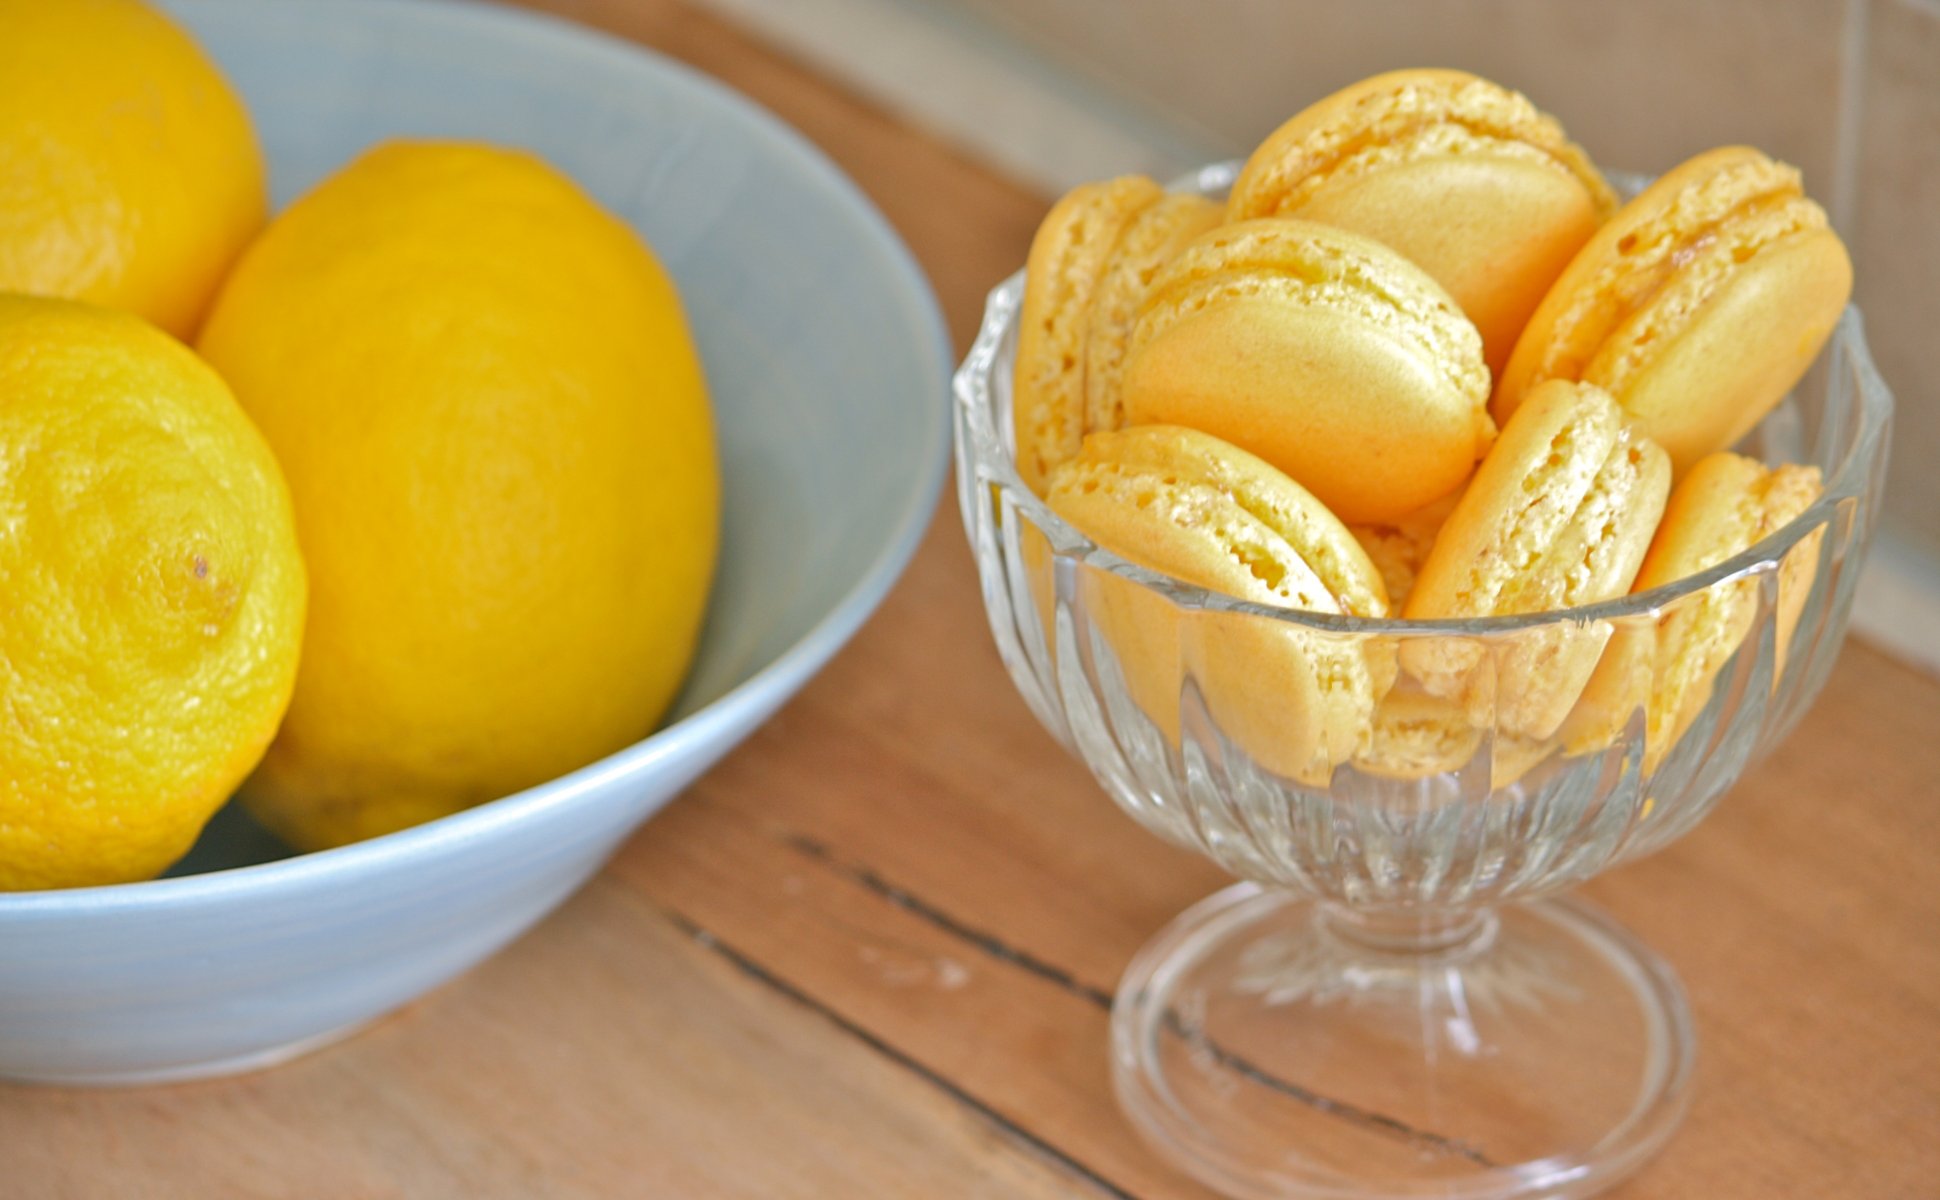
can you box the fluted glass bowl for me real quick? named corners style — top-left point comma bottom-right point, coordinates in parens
top-left (952, 163), bottom-right (1892, 1200)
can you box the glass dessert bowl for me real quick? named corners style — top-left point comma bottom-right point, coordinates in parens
top-left (951, 163), bottom-right (1892, 1200)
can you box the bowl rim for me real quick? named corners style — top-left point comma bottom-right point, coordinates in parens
top-left (1, 0), bottom-right (953, 912)
top-left (955, 161), bottom-right (1893, 637)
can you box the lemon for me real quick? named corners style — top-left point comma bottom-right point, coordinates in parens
top-left (0, 0), bottom-right (266, 340)
top-left (0, 294), bottom-right (306, 891)
top-left (198, 141), bottom-right (719, 850)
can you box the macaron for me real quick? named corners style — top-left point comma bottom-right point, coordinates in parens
top-left (1228, 69), bottom-right (1617, 374)
top-left (1350, 489), bottom-right (1462, 611)
top-left (1353, 684), bottom-right (1481, 780)
top-left (1122, 217), bottom-right (1494, 524)
top-left (1562, 452), bottom-right (1824, 767)
top-left (1496, 146), bottom-right (1852, 475)
top-left (1045, 425), bottom-right (1388, 783)
top-left (1012, 176), bottom-right (1220, 494)
top-left (1402, 379), bottom-right (1671, 740)
top-left (1084, 193), bottom-right (1224, 434)
top-left (1353, 684), bottom-right (1557, 786)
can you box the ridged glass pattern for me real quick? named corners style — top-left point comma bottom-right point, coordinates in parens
top-left (953, 166), bottom-right (1892, 913)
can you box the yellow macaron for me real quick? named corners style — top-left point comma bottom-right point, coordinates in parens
top-left (1121, 217), bottom-right (1494, 524)
top-left (1353, 683), bottom-right (1558, 786)
top-left (1496, 146), bottom-right (1852, 475)
top-left (1084, 192), bottom-right (1224, 434)
top-left (1046, 425), bottom-right (1389, 783)
top-left (1353, 684), bottom-right (1481, 781)
top-left (1228, 69), bottom-right (1616, 375)
top-left (1350, 489), bottom-right (1462, 611)
top-left (1012, 176), bottom-right (1221, 493)
top-left (1562, 452), bottom-right (1824, 768)
top-left (1403, 379), bottom-right (1671, 740)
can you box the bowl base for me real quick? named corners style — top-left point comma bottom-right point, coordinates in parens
top-left (1112, 885), bottom-right (1695, 1200)
top-left (0, 1017), bottom-right (373, 1088)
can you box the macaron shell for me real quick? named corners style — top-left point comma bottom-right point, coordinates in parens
top-left (1496, 147), bottom-right (1800, 414)
top-left (1230, 69), bottom-right (1613, 225)
top-left (1013, 176), bottom-right (1163, 493)
top-left (1496, 146), bottom-right (1851, 473)
top-left (1125, 301), bottom-right (1487, 523)
top-left (1406, 381), bottom-right (1668, 618)
top-left (1083, 194), bottom-right (1222, 434)
top-left (1141, 219), bottom-right (1491, 403)
top-left (1582, 192), bottom-right (1825, 396)
top-left (1124, 219), bottom-right (1493, 524)
top-left (1229, 69), bottom-right (1614, 374)
top-left (1558, 619), bottom-right (1655, 757)
top-left (1049, 514), bottom-right (1383, 787)
top-left (1562, 453), bottom-right (1824, 768)
top-left (1636, 455), bottom-right (1824, 760)
top-left (1593, 227), bottom-right (1851, 474)
top-left (1634, 453), bottom-right (1805, 587)
top-left (1190, 612), bottom-right (1376, 785)
top-left (1282, 134), bottom-right (1606, 375)
top-left (1048, 426), bottom-right (1389, 617)
top-left (1403, 380), bottom-right (1670, 739)
top-left (1045, 426), bottom-right (1385, 783)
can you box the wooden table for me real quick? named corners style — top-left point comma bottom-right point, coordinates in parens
top-left (7, 3), bottom-right (1938, 1196)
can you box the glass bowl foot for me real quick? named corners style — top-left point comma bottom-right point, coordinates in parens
top-left (1112, 885), bottom-right (1695, 1200)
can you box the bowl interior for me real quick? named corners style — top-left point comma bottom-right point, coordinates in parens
top-left (152, 0), bottom-right (949, 876)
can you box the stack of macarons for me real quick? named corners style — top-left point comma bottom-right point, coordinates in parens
top-left (1012, 68), bottom-right (1849, 785)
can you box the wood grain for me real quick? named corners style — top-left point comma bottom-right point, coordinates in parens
top-left (4, 2), bottom-right (1937, 1197)
top-left (0, 876), bottom-right (1111, 1199)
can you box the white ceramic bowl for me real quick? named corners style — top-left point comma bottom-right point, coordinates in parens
top-left (0, 0), bottom-right (950, 1085)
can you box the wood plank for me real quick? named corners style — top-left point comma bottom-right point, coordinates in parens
top-left (613, 511), bottom-right (1940, 1199)
top-left (0, 877), bottom-right (1117, 1198)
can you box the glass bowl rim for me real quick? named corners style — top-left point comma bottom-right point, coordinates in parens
top-left (953, 164), bottom-right (1893, 637)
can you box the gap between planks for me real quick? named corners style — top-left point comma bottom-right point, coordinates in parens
top-left (656, 822), bottom-right (1501, 1180)
top-left (663, 908), bottom-right (1142, 1200)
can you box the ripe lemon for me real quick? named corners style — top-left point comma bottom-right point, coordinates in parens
top-left (198, 141), bottom-right (719, 851)
top-left (0, 0), bottom-right (266, 339)
top-left (0, 294), bottom-right (306, 891)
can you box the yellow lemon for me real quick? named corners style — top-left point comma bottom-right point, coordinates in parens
top-left (198, 141), bottom-right (719, 851)
top-left (0, 0), bottom-right (267, 339)
top-left (0, 294), bottom-right (306, 891)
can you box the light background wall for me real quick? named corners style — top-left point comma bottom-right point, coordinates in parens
top-left (949, 0), bottom-right (1938, 556)
top-left (694, 0), bottom-right (1940, 669)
